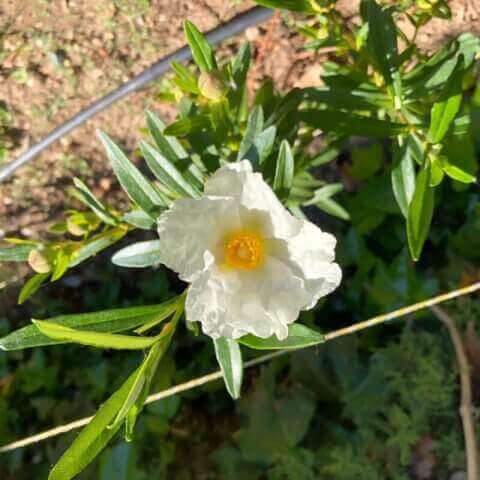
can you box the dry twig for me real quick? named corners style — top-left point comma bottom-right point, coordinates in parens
top-left (430, 305), bottom-right (478, 480)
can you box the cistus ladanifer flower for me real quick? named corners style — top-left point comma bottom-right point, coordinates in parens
top-left (157, 160), bottom-right (341, 340)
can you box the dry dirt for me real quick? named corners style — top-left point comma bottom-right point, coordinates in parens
top-left (0, 0), bottom-right (479, 241)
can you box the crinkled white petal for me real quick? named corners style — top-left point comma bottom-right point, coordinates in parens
top-left (157, 160), bottom-right (342, 341)
top-left (204, 160), bottom-right (301, 239)
top-left (157, 196), bottom-right (240, 282)
top-left (185, 257), bottom-right (310, 340)
top-left (278, 220), bottom-right (342, 310)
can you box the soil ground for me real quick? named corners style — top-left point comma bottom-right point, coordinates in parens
top-left (0, 0), bottom-right (479, 244)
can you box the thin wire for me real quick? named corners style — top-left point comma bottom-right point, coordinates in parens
top-left (0, 6), bottom-right (273, 183)
top-left (0, 281), bottom-right (479, 454)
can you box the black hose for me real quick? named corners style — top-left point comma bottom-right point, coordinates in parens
top-left (0, 6), bottom-right (273, 183)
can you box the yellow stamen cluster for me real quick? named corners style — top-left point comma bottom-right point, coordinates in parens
top-left (224, 230), bottom-right (264, 270)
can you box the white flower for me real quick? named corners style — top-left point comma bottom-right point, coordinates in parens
top-left (157, 160), bottom-right (341, 340)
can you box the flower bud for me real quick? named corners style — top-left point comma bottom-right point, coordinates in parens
top-left (28, 249), bottom-right (52, 274)
top-left (198, 71), bottom-right (227, 101)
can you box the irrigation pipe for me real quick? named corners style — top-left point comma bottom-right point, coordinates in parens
top-left (0, 280), bottom-right (479, 454)
top-left (0, 6), bottom-right (273, 184)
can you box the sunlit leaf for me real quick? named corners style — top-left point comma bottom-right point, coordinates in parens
top-left (273, 140), bottom-right (294, 201)
top-left (32, 320), bottom-right (161, 350)
top-left (0, 300), bottom-right (179, 350)
top-left (184, 20), bottom-right (217, 72)
top-left (407, 168), bottom-right (435, 261)
top-left (98, 132), bottom-right (165, 217)
top-left (112, 240), bottom-right (162, 268)
top-left (18, 273), bottom-right (50, 305)
top-left (214, 337), bottom-right (243, 399)
top-left (72, 178), bottom-right (118, 226)
top-left (240, 323), bottom-right (325, 350)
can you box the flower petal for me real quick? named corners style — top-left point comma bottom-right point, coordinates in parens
top-left (205, 160), bottom-right (301, 239)
top-left (157, 196), bottom-right (240, 282)
top-left (279, 220), bottom-right (342, 310)
top-left (185, 257), bottom-right (310, 340)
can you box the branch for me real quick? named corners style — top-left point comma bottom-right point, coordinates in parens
top-left (430, 305), bottom-right (478, 480)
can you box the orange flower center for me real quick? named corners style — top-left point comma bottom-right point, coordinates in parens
top-left (224, 230), bottom-right (264, 270)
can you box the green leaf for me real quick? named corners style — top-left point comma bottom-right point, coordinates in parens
top-left (240, 323), bottom-right (325, 350)
top-left (140, 140), bottom-right (200, 198)
top-left (299, 110), bottom-right (406, 138)
top-left (98, 132), bottom-right (165, 217)
top-left (146, 110), bottom-right (188, 162)
top-left (254, 126), bottom-right (277, 168)
top-left (253, 0), bottom-right (317, 13)
top-left (72, 178), bottom-right (118, 226)
top-left (112, 240), bottom-right (162, 268)
top-left (407, 168), bottom-right (435, 261)
top-left (442, 157), bottom-right (476, 183)
top-left (122, 209), bottom-right (155, 230)
top-left (273, 140), bottom-right (294, 200)
top-left (163, 115), bottom-right (210, 137)
top-left (213, 338), bottom-right (243, 399)
top-left (0, 244), bottom-right (34, 262)
top-left (391, 138), bottom-right (416, 218)
top-left (183, 20), bottom-right (217, 72)
top-left (51, 249), bottom-right (71, 281)
top-left (427, 57), bottom-right (464, 144)
top-left (33, 320), bottom-right (161, 350)
top-left (305, 184), bottom-right (350, 220)
top-left (231, 42), bottom-right (251, 86)
top-left (48, 368), bottom-right (139, 480)
top-left (360, 0), bottom-right (398, 83)
top-left (0, 300), bottom-right (178, 351)
top-left (69, 228), bottom-right (128, 267)
top-left (18, 273), bottom-right (49, 305)
top-left (146, 110), bottom-right (204, 190)
top-left (171, 61), bottom-right (200, 94)
top-left (429, 158), bottom-right (445, 187)
top-left (109, 340), bottom-right (166, 429)
top-left (302, 85), bottom-right (389, 111)
top-left (237, 105), bottom-right (264, 161)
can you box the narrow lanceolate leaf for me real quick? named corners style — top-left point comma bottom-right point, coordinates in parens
top-left (305, 184), bottom-right (350, 221)
top-left (442, 158), bottom-right (476, 183)
top-left (109, 340), bottom-right (166, 429)
top-left (391, 139), bottom-right (416, 218)
top-left (273, 140), bottom-right (294, 201)
top-left (146, 110), bottom-right (188, 162)
top-left (407, 168), bottom-right (435, 261)
top-left (254, 126), bottom-right (276, 168)
top-left (18, 273), bottom-right (50, 305)
top-left (146, 110), bottom-right (204, 189)
top-left (0, 244), bottom-right (34, 262)
top-left (72, 178), bottom-right (118, 226)
top-left (163, 115), bottom-right (210, 137)
top-left (428, 57), bottom-right (464, 144)
top-left (240, 323), bottom-right (325, 350)
top-left (214, 338), bottom-right (243, 400)
top-left (32, 320), bottom-right (161, 350)
top-left (171, 61), bottom-right (200, 94)
top-left (183, 20), bottom-right (217, 72)
top-left (122, 209), bottom-right (155, 230)
top-left (360, 0), bottom-right (398, 83)
top-left (237, 106), bottom-right (264, 161)
top-left (112, 240), bottom-right (162, 268)
top-left (0, 300), bottom-right (178, 351)
top-left (98, 131), bottom-right (165, 217)
top-left (299, 110), bottom-right (406, 138)
top-left (69, 227), bottom-right (127, 267)
top-left (48, 368), bottom-right (139, 480)
top-left (140, 141), bottom-right (200, 198)
top-left (253, 0), bottom-right (317, 13)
